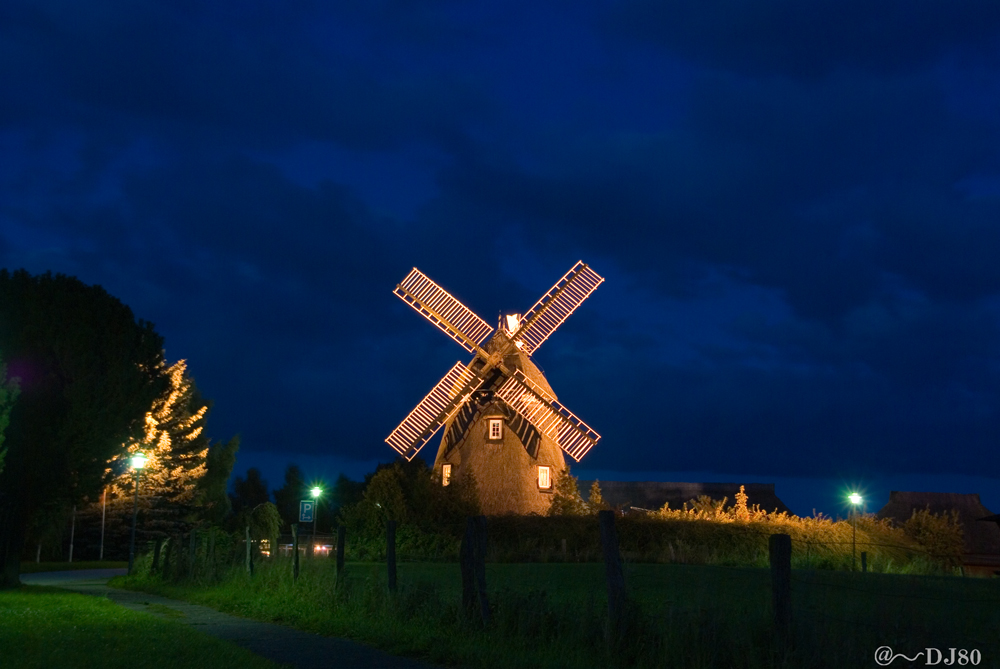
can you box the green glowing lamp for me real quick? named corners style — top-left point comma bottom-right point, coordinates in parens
top-left (131, 452), bottom-right (148, 470)
top-left (848, 493), bottom-right (862, 506)
top-left (310, 486), bottom-right (322, 499)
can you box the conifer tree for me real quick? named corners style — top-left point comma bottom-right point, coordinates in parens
top-left (588, 480), bottom-right (609, 513)
top-left (79, 360), bottom-right (214, 555)
top-left (547, 467), bottom-right (589, 516)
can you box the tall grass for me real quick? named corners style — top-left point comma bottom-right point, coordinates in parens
top-left (116, 555), bottom-right (1000, 669)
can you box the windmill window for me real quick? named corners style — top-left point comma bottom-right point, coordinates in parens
top-left (488, 418), bottom-right (503, 440)
top-left (538, 466), bottom-right (551, 490)
top-left (442, 464), bottom-right (452, 487)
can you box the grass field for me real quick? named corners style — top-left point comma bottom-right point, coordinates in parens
top-left (19, 561), bottom-right (128, 573)
top-left (0, 586), bottom-right (288, 669)
top-left (115, 558), bottom-right (1000, 668)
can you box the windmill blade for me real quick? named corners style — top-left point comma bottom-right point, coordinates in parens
top-left (514, 261), bottom-right (604, 355)
top-left (386, 362), bottom-right (486, 461)
top-left (495, 370), bottom-right (600, 461)
top-left (395, 268), bottom-right (494, 354)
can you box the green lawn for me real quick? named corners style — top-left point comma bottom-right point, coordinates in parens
top-left (114, 558), bottom-right (1000, 669)
top-left (19, 561), bottom-right (128, 573)
top-left (0, 586), bottom-right (288, 669)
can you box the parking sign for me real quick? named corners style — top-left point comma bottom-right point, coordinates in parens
top-left (299, 500), bottom-right (315, 523)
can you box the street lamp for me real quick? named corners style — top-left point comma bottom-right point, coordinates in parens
top-left (848, 492), bottom-right (862, 571)
top-left (127, 452), bottom-right (148, 575)
top-left (310, 486), bottom-right (322, 557)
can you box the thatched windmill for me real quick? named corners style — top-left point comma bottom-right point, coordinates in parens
top-left (386, 261), bottom-right (604, 515)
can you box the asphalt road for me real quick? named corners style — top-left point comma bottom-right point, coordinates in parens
top-left (20, 570), bottom-right (440, 669)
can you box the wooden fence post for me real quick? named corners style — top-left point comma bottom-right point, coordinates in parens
top-left (151, 538), bottom-right (164, 574)
top-left (387, 520), bottom-right (397, 593)
top-left (769, 533), bottom-right (791, 636)
top-left (188, 529), bottom-right (197, 575)
top-left (335, 526), bottom-right (346, 587)
top-left (599, 510), bottom-right (626, 639)
top-left (861, 551), bottom-right (867, 573)
top-left (460, 518), bottom-right (475, 619)
top-left (292, 523), bottom-right (300, 581)
top-left (245, 525), bottom-right (254, 576)
top-left (473, 516), bottom-right (491, 626)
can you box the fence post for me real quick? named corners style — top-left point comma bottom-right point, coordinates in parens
top-left (599, 510), bottom-right (626, 639)
top-left (292, 523), bottom-right (300, 581)
top-left (245, 525), bottom-right (254, 577)
top-left (861, 551), bottom-right (867, 573)
top-left (188, 529), bottom-right (197, 575)
top-left (473, 516), bottom-right (491, 625)
top-left (769, 533), bottom-right (791, 636)
top-left (335, 526), bottom-right (346, 587)
top-left (151, 538), bottom-right (164, 574)
top-left (387, 520), bottom-right (397, 593)
top-left (460, 518), bottom-right (475, 619)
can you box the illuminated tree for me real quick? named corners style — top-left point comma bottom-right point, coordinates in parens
top-left (0, 270), bottom-right (165, 588)
top-left (547, 467), bottom-right (589, 516)
top-left (100, 360), bottom-right (211, 540)
top-left (588, 480), bottom-right (609, 513)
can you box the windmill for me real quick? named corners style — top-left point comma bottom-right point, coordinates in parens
top-left (386, 261), bottom-right (604, 515)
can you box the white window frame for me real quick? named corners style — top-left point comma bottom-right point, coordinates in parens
top-left (538, 465), bottom-right (551, 490)
top-left (488, 418), bottom-right (503, 440)
top-left (442, 464), bottom-right (452, 487)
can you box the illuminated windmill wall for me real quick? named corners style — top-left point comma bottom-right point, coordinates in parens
top-left (386, 261), bottom-right (603, 515)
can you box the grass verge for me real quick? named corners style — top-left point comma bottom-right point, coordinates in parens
top-left (0, 585), bottom-right (288, 669)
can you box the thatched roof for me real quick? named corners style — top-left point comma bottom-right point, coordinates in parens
top-left (875, 491), bottom-right (1000, 555)
top-left (579, 481), bottom-right (792, 515)
top-left (432, 330), bottom-right (567, 516)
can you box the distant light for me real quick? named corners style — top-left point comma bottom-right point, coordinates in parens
top-left (131, 453), bottom-right (148, 470)
top-left (848, 493), bottom-right (863, 505)
top-left (310, 486), bottom-right (322, 498)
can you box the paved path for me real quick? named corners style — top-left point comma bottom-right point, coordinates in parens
top-left (21, 570), bottom-right (439, 669)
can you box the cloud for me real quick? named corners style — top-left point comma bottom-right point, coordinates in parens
top-left (608, 0), bottom-right (1000, 79)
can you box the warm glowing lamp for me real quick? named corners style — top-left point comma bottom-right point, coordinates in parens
top-left (128, 453), bottom-right (148, 575)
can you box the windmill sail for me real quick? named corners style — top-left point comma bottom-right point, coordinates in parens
top-left (514, 261), bottom-right (604, 355)
top-left (395, 268), bottom-right (493, 354)
top-left (386, 362), bottom-right (485, 460)
top-left (495, 370), bottom-right (601, 461)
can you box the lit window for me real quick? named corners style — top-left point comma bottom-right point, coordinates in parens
top-left (538, 466), bottom-right (551, 489)
top-left (488, 418), bottom-right (503, 440)
top-left (442, 464), bottom-right (452, 487)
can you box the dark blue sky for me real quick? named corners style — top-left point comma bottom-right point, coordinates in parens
top-left (4, 1), bottom-right (1000, 516)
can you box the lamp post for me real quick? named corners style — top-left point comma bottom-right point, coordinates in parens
top-left (848, 493), bottom-right (862, 571)
top-left (310, 486), bottom-right (322, 557)
top-left (127, 452), bottom-right (148, 575)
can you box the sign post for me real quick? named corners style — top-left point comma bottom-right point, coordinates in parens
top-left (300, 499), bottom-right (316, 557)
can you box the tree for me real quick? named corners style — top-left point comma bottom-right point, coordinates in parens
top-left (547, 467), bottom-right (589, 516)
top-left (75, 360), bottom-right (223, 557)
top-left (0, 354), bottom-right (19, 477)
top-left (588, 480), bottom-right (609, 513)
top-left (194, 435), bottom-right (240, 526)
top-left (104, 360), bottom-right (210, 538)
top-left (0, 270), bottom-right (165, 587)
top-left (272, 464), bottom-right (305, 529)
top-left (230, 468), bottom-right (270, 519)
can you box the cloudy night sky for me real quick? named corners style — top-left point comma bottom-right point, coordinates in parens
top-left (4, 1), bottom-right (1000, 517)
